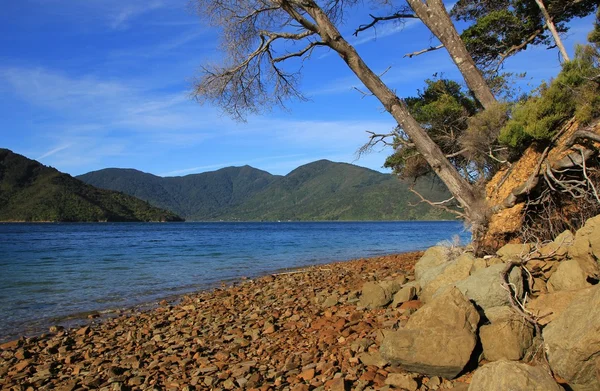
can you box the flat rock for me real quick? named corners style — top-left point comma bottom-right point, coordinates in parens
top-left (385, 373), bottom-right (418, 391)
top-left (468, 360), bottom-right (561, 391)
top-left (380, 287), bottom-right (479, 379)
top-left (543, 284), bottom-right (600, 391)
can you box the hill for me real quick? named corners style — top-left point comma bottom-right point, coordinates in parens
top-left (79, 160), bottom-right (455, 221)
top-left (0, 149), bottom-right (184, 222)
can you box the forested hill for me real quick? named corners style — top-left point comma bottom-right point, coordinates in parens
top-left (78, 160), bottom-right (456, 221)
top-left (0, 149), bottom-right (184, 222)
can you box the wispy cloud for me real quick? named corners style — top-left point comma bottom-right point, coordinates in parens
top-left (110, 0), bottom-right (165, 30)
top-left (37, 144), bottom-right (72, 160)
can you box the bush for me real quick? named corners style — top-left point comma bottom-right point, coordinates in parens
top-left (499, 45), bottom-right (600, 148)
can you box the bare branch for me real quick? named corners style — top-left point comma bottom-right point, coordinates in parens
top-left (273, 40), bottom-right (325, 62)
top-left (409, 185), bottom-right (466, 219)
top-left (446, 148), bottom-right (468, 159)
top-left (404, 44), bottom-right (444, 58)
top-left (353, 11), bottom-right (417, 36)
top-left (494, 29), bottom-right (544, 71)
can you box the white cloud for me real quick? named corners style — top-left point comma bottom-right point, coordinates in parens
top-left (109, 0), bottom-right (166, 30)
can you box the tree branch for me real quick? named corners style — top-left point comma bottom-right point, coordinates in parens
top-left (409, 185), bottom-right (465, 219)
top-left (404, 44), bottom-right (443, 58)
top-left (353, 12), bottom-right (417, 36)
top-left (273, 41), bottom-right (326, 62)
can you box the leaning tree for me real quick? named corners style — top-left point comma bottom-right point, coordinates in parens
top-left (191, 0), bottom-right (490, 238)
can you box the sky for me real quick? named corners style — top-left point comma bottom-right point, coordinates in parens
top-left (0, 1), bottom-right (596, 177)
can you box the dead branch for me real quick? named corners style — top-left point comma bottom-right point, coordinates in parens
top-left (353, 11), bottom-right (417, 36)
top-left (404, 44), bottom-right (443, 58)
top-left (409, 185), bottom-right (466, 219)
top-left (500, 261), bottom-right (542, 335)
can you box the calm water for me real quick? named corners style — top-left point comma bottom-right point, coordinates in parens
top-left (0, 221), bottom-right (469, 342)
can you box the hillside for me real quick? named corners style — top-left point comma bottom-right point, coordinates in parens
top-left (79, 160), bottom-right (455, 221)
top-left (0, 149), bottom-right (184, 222)
top-left (78, 165), bottom-right (278, 220)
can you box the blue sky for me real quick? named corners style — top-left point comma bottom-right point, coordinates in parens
top-left (0, 1), bottom-right (596, 177)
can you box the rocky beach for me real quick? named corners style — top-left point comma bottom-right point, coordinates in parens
top-left (2, 215), bottom-right (600, 391)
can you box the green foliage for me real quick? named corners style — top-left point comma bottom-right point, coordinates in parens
top-left (499, 45), bottom-right (600, 148)
top-left (384, 79), bottom-right (485, 181)
top-left (452, 0), bottom-right (599, 70)
top-left (0, 149), bottom-right (183, 222)
top-left (79, 160), bottom-right (456, 221)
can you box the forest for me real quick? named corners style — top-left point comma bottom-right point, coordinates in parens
top-left (191, 0), bottom-right (600, 252)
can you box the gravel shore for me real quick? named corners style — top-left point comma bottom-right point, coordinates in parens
top-left (0, 252), bottom-right (471, 391)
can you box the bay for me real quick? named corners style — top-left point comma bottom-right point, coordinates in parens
top-left (0, 221), bottom-right (469, 342)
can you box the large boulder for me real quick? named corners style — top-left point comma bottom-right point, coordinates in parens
top-left (543, 284), bottom-right (600, 391)
top-left (546, 259), bottom-right (592, 292)
top-left (479, 306), bottom-right (533, 361)
top-left (420, 253), bottom-right (475, 303)
top-left (380, 287), bottom-right (479, 379)
top-left (414, 246), bottom-right (453, 286)
top-left (468, 360), bottom-right (562, 391)
top-left (526, 286), bottom-right (596, 325)
top-left (455, 263), bottom-right (523, 310)
top-left (568, 215), bottom-right (600, 279)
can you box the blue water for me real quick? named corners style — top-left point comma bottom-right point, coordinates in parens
top-left (0, 221), bottom-right (469, 341)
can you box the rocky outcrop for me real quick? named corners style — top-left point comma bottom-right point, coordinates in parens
top-left (544, 284), bottom-right (600, 391)
top-left (468, 360), bottom-right (562, 391)
top-left (380, 287), bottom-right (479, 379)
top-left (479, 306), bottom-right (533, 361)
top-left (455, 263), bottom-right (523, 310)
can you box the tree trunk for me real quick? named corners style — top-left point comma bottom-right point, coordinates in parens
top-left (406, 0), bottom-right (497, 109)
top-left (300, 2), bottom-right (486, 227)
top-left (533, 0), bottom-right (571, 62)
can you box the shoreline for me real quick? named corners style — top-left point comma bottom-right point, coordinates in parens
top-left (0, 251), bottom-right (418, 345)
top-left (0, 251), bottom-right (478, 391)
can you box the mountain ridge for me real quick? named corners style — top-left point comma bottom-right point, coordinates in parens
top-left (0, 149), bottom-right (184, 222)
top-left (78, 159), bottom-right (456, 221)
